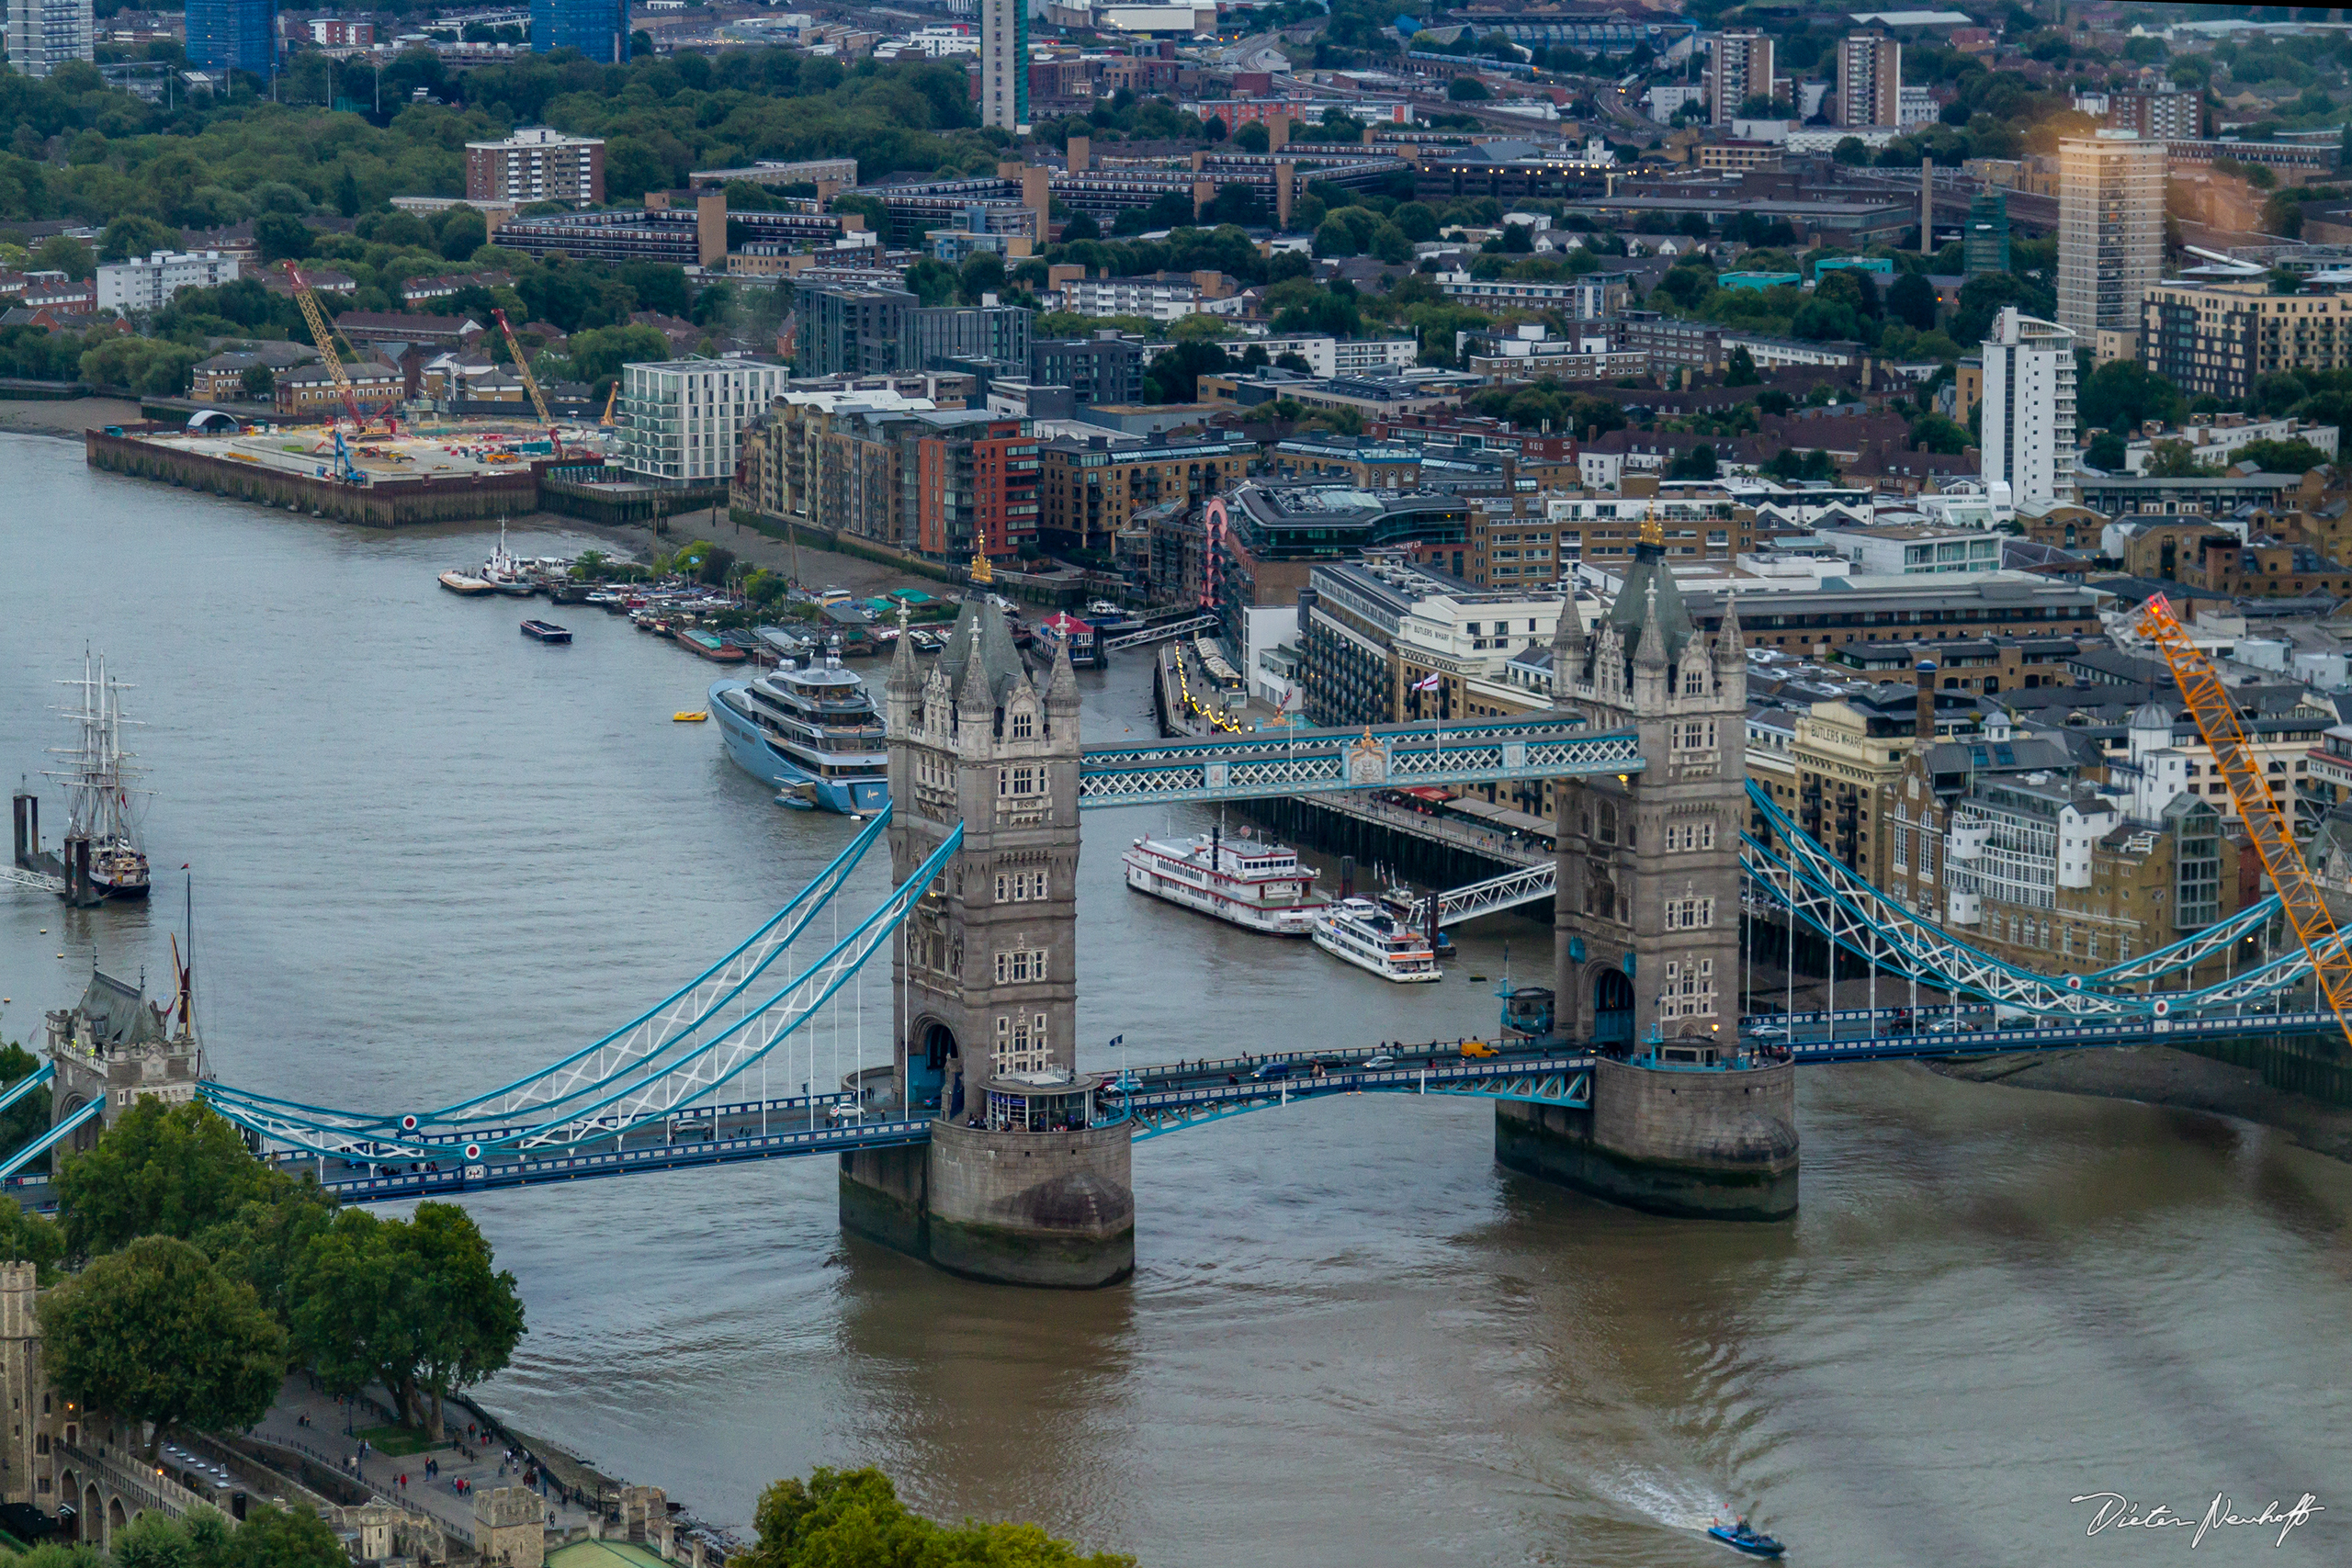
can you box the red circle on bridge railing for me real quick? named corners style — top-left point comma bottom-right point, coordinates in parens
top-left (401, 1114), bottom-right (418, 1131)
top-left (2153, 999), bottom-right (2170, 1018)
top-left (464, 1143), bottom-right (482, 1161)
top-left (2065, 976), bottom-right (2083, 990)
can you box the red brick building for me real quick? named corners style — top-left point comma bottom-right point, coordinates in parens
top-left (918, 417), bottom-right (1040, 561)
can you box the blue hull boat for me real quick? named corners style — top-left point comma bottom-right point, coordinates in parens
top-left (1707, 1523), bottom-right (1785, 1559)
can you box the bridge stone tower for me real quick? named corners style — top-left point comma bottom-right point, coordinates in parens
top-left (837, 583), bottom-right (1135, 1287)
top-left (1495, 523), bottom-right (1799, 1220)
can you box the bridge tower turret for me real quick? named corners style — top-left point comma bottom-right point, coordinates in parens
top-left (1496, 522), bottom-right (1798, 1219)
top-left (842, 573), bottom-right (1134, 1286)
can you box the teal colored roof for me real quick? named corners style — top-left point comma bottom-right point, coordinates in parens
top-left (549, 1541), bottom-right (669, 1568)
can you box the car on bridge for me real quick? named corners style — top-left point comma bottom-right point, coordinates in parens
top-left (1250, 1060), bottom-right (1295, 1080)
top-left (1106, 1072), bottom-right (1144, 1094)
top-left (1746, 1023), bottom-right (1791, 1042)
top-left (1363, 1053), bottom-right (1396, 1069)
top-left (1459, 1040), bottom-right (1498, 1058)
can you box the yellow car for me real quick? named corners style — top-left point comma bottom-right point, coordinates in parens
top-left (1459, 1039), bottom-right (1498, 1059)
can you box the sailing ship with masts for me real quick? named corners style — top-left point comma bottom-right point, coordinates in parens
top-left (46, 653), bottom-right (151, 900)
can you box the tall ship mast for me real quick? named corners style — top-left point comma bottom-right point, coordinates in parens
top-left (45, 653), bottom-right (151, 900)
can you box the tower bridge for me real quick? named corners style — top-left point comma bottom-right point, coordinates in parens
top-left (14, 544), bottom-right (2341, 1287)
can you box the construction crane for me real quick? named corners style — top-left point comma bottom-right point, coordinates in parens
top-left (2139, 592), bottom-right (2352, 1051)
top-left (600, 381), bottom-right (618, 427)
top-left (281, 261), bottom-right (394, 438)
top-left (491, 307), bottom-right (563, 459)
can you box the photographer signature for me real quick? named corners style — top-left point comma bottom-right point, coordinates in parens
top-left (2071, 1492), bottom-right (2324, 1549)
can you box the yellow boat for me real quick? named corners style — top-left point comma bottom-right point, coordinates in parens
top-left (673, 710), bottom-right (708, 722)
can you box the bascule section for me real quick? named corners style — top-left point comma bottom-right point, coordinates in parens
top-left (844, 577), bottom-right (1134, 1289)
top-left (1508, 521), bottom-right (1799, 1221)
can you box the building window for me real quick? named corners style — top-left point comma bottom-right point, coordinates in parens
top-left (995, 868), bottom-right (1047, 901)
top-left (1667, 897), bottom-right (1714, 929)
top-left (994, 947), bottom-right (1047, 984)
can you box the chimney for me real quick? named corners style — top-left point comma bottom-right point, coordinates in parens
top-left (1916, 660), bottom-right (1938, 740)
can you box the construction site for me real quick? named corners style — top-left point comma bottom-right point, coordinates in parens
top-left (83, 264), bottom-right (692, 527)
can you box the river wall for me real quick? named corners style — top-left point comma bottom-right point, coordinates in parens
top-left (85, 430), bottom-right (539, 527)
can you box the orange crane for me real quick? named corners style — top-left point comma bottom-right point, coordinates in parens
top-left (2139, 592), bottom-right (2352, 1049)
top-left (280, 260), bottom-right (395, 437)
top-left (490, 307), bottom-right (562, 459)
top-left (600, 381), bottom-right (618, 427)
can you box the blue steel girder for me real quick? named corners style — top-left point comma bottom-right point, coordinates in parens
top-left (1078, 720), bottom-right (1643, 808)
top-left (1119, 1056), bottom-right (1594, 1139)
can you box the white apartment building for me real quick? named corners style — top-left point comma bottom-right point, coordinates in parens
top-left (2057, 130), bottom-right (2165, 343)
top-left (1708, 31), bottom-right (1773, 122)
top-left (95, 250), bottom-right (240, 313)
top-left (1052, 277), bottom-right (1204, 321)
top-left (620, 359), bottom-right (790, 483)
top-left (1244, 335), bottom-right (1419, 378)
top-left (6, 0), bottom-right (92, 77)
top-left (466, 127), bottom-right (605, 207)
top-left (2122, 415), bottom-right (2339, 474)
top-left (1980, 306), bottom-right (2077, 514)
top-left (1811, 525), bottom-right (2002, 575)
top-left (979, 0), bottom-right (1027, 133)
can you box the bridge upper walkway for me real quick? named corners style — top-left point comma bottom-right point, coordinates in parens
top-left (1077, 716), bottom-right (1642, 808)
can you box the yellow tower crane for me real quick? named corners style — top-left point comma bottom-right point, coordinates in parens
top-left (280, 260), bottom-right (394, 435)
top-left (491, 308), bottom-right (563, 459)
top-left (2138, 592), bottom-right (2352, 1049)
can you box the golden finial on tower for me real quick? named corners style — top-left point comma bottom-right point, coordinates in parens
top-left (970, 549), bottom-right (994, 587)
top-left (1639, 512), bottom-right (1664, 548)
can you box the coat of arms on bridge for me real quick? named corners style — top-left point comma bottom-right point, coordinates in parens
top-left (1346, 729), bottom-right (1388, 784)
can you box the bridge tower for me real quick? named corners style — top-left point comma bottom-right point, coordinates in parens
top-left (838, 578), bottom-right (1135, 1287)
top-left (1497, 522), bottom-right (1799, 1219)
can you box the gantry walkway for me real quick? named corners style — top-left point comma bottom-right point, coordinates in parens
top-left (1077, 716), bottom-right (1642, 808)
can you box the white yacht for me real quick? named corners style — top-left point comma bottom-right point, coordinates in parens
top-left (1311, 897), bottom-right (1441, 982)
top-left (1123, 829), bottom-right (1326, 935)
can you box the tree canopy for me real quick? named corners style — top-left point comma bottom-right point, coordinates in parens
top-left (733, 1469), bottom-right (1133, 1568)
top-left (54, 1099), bottom-right (292, 1261)
top-left (40, 1235), bottom-right (286, 1460)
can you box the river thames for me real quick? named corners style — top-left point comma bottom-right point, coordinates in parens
top-left (2, 433), bottom-right (2347, 1564)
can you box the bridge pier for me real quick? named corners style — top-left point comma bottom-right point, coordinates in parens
top-left (841, 1121), bottom-right (1135, 1289)
top-left (1495, 1057), bottom-right (1798, 1221)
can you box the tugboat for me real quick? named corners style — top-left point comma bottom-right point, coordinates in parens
top-left (47, 653), bottom-right (151, 900)
top-left (520, 619), bottom-right (571, 643)
top-left (1706, 1517), bottom-right (1785, 1559)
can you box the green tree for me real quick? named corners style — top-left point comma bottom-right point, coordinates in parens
top-left (436, 208), bottom-right (489, 261)
top-left (39, 1235), bottom-right (286, 1461)
top-left (1312, 217), bottom-right (1358, 259)
top-left (253, 212), bottom-right (313, 265)
top-left (54, 1099), bottom-right (289, 1260)
top-left (334, 166), bottom-right (362, 220)
top-left (1234, 121), bottom-right (1270, 152)
top-left (1887, 270), bottom-right (1938, 332)
top-left (34, 235), bottom-right (95, 281)
top-left (99, 214), bottom-right (179, 264)
top-left (2084, 431), bottom-right (2127, 471)
top-left (2143, 438), bottom-right (2208, 477)
top-left (2077, 357), bottom-right (2187, 436)
top-left (198, 1180), bottom-right (338, 1336)
top-left (1724, 345), bottom-right (1758, 387)
top-left (223, 1504), bottom-right (347, 1568)
top-left (1448, 76), bottom-right (1490, 101)
top-left (1391, 201), bottom-right (1438, 243)
top-left (294, 1203), bottom-right (524, 1440)
top-left (2235, 437), bottom-right (2332, 474)
top-left (1833, 137), bottom-right (1871, 166)
top-left (1668, 444), bottom-right (1718, 479)
top-left (735, 1468), bottom-right (1134, 1568)
top-left (240, 365), bottom-right (274, 400)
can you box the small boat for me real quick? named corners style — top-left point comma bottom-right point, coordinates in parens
top-left (673, 710), bottom-right (708, 722)
top-left (1377, 883), bottom-right (1455, 956)
top-left (674, 627), bottom-right (748, 662)
top-left (1311, 897), bottom-right (1441, 983)
top-left (440, 570), bottom-right (494, 595)
top-left (1706, 1520), bottom-right (1784, 1559)
top-left (520, 619), bottom-right (571, 643)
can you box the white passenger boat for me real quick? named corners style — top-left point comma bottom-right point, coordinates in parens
top-left (1123, 829), bottom-right (1326, 934)
top-left (1311, 897), bottom-right (1441, 982)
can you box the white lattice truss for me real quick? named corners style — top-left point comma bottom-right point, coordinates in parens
top-left (1438, 862), bottom-right (1557, 925)
top-left (206, 810), bottom-right (896, 1138)
top-left (1102, 615), bottom-right (1219, 652)
top-left (1744, 782), bottom-right (2309, 1017)
top-left (0, 866), bottom-right (62, 894)
top-left (203, 824), bottom-right (962, 1161)
top-left (1077, 725), bottom-right (1645, 807)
